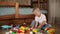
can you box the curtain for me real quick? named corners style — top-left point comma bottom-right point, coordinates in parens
top-left (48, 0), bottom-right (60, 25)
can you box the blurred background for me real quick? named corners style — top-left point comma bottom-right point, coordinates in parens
top-left (0, 0), bottom-right (60, 34)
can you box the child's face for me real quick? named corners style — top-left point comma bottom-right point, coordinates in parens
top-left (33, 8), bottom-right (40, 16)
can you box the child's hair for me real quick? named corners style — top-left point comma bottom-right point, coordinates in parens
top-left (33, 7), bottom-right (40, 12)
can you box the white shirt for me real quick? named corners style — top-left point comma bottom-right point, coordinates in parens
top-left (35, 14), bottom-right (47, 24)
